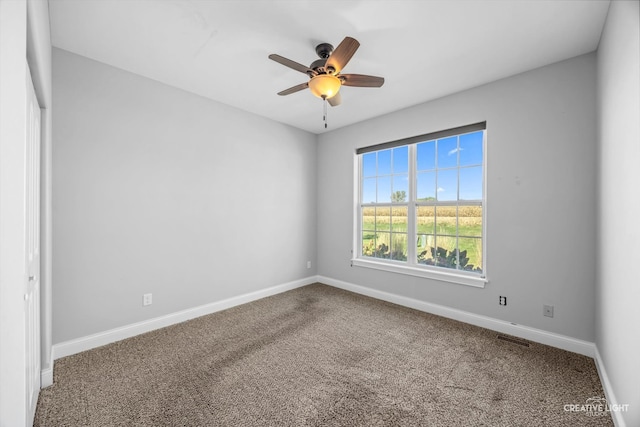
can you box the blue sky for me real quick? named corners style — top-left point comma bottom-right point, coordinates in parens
top-left (362, 131), bottom-right (483, 203)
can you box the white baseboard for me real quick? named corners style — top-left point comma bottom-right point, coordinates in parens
top-left (40, 352), bottom-right (54, 388)
top-left (53, 276), bottom-right (318, 360)
top-left (318, 275), bottom-right (596, 357)
top-left (50, 275), bottom-right (619, 423)
top-left (50, 274), bottom-right (595, 369)
top-left (594, 346), bottom-right (626, 427)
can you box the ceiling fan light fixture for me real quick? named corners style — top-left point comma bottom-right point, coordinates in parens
top-left (308, 74), bottom-right (341, 99)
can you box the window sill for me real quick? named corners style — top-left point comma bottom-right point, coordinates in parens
top-left (351, 258), bottom-right (487, 288)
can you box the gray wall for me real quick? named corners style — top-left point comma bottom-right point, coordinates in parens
top-left (317, 53), bottom-right (598, 342)
top-left (596, 1), bottom-right (640, 425)
top-left (52, 48), bottom-right (317, 344)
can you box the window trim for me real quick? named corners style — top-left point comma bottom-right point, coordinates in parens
top-left (353, 123), bottom-right (488, 288)
top-left (351, 257), bottom-right (487, 287)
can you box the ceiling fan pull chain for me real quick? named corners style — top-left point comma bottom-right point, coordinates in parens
top-left (323, 96), bottom-right (328, 129)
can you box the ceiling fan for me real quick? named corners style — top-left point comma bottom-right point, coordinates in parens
top-left (269, 36), bottom-right (384, 113)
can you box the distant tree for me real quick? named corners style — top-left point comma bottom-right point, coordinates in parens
top-left (391, 190), bottom-right (407, 203)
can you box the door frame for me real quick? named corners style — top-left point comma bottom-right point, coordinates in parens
top-left (0, 1), bottom-right (52, 425)
top-left (25, 60), bottom-right (42, 423)
top-left (27, 0), bottom-right (54, 389)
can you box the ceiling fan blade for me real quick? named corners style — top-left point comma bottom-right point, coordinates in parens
top-left (277, 82), bottom-right (309, 96)
top-left (269, 54), bottom-right (315, 76)
top-left (325, 37), bottom-right (360, 75)
top-left (328, 92), bottom-right (342, 107)
top-left (339, 74), bottom-right (385, 88)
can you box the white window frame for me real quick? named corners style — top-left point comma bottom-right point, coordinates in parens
top-left (352, 123), bottom-right (488, 288)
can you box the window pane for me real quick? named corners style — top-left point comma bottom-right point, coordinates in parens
top-left (375, 206), bottom-right (391, 232)
top-left (458, 237), bottom-right (482, 273)
top-left (392, 206), bottom-right (407, 233)
top-left (377, 176), bottom-right (391, 203)
top-left (435, 206), bottom-right (457, 236)
top-left (459, 166), bottom-right (482, 201)
top-left (361, 205), bottom-right (376, 259)
top-left (417, 171), bottom-right (435, 201)
top-left (391, 233), bottom-right (408, 261)
top-left (375, 232), bottom-right (391, 259)
top-left (432, 236), bottom-right (457, 270)
top-left (417, 141), bottom-right (435, 171)
top-left (458, 205), bottom-right (482, 237)
top-left (392, 174), bottom-right (408, 202)
top-left (437, 136), bottom-right (458, 168)
top-left (459, 131), bottom-right (483, 167)
top-left (417, 234), bottom-right (435, 265)
top-left (362, 206), bottom-right (375, 231)
top-left (362, 152), bottom-right (377, 177)
top-left (417, 206), bottom-right (435, 235)
top-left (362, 177), bottom-right (376, 203)
top-left (392, 146), bottom-right (409, 174)
top-left (437, 169), bottom-right (457, 201)
top-left (362, 232), bottom-right (377, 257)
top-left (377, 149), bottom-right (392, 175)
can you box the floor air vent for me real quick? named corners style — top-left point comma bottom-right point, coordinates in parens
top-left (497, 335), bottom-right (531, 347)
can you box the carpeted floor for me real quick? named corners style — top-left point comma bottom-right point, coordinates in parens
top-left (35, 283), bottom-right (613, 426)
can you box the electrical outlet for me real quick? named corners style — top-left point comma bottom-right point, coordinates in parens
top-left (143, 293), bottom-right (152, 306)
top-left (499, 296), bottom-right (507, 306)
top-left (307, 261), bottom-right (311, 269)
top-left (543, 305), bottom-right (554, 318)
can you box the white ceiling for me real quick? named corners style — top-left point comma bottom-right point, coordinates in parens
top-left (49, 0), bottom-right (610, 134)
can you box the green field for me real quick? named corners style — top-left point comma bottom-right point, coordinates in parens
top-left (362, 205), bottom-right (482, 272)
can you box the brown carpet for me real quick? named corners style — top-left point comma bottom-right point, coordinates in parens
top-left (35, 283), bottom-right (612, 426)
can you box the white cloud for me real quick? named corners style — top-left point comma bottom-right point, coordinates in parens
top-left (448, 147), bottom-right (463, 156)
top-left (437, 187), bottom-right (445, 192)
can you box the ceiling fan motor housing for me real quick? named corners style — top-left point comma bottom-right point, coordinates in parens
top-left (315, 43), bottom-right (334, 59)
top-left (310, 59), bottom-right (327, 73)
top-left (311, 43), bottom-right (336, 74)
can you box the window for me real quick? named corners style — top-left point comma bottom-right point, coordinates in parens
top-left (354, 122), bottom-right (486, 287)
